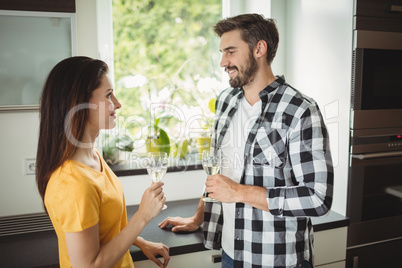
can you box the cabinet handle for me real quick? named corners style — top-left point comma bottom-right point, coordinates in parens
top-left (390, 5), bottom-right (402, 12)
top-left (211, 254), bottom-right (222, 263)
top-left (353, 256), bottom-right (359, 268)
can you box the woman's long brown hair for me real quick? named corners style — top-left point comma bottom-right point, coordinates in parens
top-left (36, 57), bottom-right (108, 208)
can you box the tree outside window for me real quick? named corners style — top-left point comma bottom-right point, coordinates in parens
top-left (109, 0), bottom-right (224, 166)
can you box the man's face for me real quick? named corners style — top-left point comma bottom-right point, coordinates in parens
top-left (219, 30), bottom-right (259, 88)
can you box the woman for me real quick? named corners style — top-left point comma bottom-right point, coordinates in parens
top-left (36, 56), bottom-right (169, 268)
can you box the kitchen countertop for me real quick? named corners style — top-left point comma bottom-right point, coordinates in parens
top-left (0, 198), bottom-right (349, 267)
top-left (128, 198), bottom-right (349, 261)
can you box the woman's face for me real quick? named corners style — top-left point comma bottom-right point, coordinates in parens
top-left (87, 75), bottom-right (121, 132)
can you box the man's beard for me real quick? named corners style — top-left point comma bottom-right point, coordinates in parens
top-left (228, 51), bottom-right (258, 88)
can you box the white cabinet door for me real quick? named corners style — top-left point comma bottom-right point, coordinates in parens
top-left (134, 249), bottom-right (222, 268)
top-left (314, 227), bottom-right (347, 266)
top-left (0, 10), bottom-right (76, 110)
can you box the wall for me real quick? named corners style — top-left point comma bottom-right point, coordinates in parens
top-left (0, 0), bottom-right (98, 217)
top-left (75, 0), bottom-right (98, 58)
top-left (0, 111), bottom-right (42, 215)
top-left (275, 0), bottom-right (353, 215)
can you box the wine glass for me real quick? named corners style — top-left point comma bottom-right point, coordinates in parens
top-left (202, 150), bottom-right (221, 202)
top-left (146, 152), bottom-right (168, 210)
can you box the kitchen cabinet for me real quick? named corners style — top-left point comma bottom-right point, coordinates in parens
top-left (317, 262), bottom-right (346, 268)
top-left (346, 238), bottom-right (402, 268)
top-left (354, 0), bottom-right (402, 32)
top-left (0, 199), bottom-right (348, 267)
top-left (0, 0), bottom-right (75, 12)
top-left (315, 227), bottom-right (347, 267)
top-left (0, 4), bottom-right (76, 111)
top-left (132, 227), bottom-right (348, 268)
top-left (134, 249), bottom-right (222, 268)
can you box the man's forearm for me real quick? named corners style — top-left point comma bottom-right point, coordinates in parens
top-left (237, 184), bottom-right (269, 211)
top-left (193, 196), bottom-right (205, 225)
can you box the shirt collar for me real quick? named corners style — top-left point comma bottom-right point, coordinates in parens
top-left (258, 75), bottom-right (286, 99)
top-left (233, 75), bottom-right (286, 103)
top-left (225, 75), bottom-right (285, 115)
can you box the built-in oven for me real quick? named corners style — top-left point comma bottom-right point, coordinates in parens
top-left (347, 128), bottom-right (402, 267)
top-left (351, 30), bottom-right (402, 130)
top-left (347, 27), bottom-right (402, 267)
top-left (348, 128), bottom-right (402, 242)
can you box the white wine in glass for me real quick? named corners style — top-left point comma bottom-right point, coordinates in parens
top-left (146, 152), bottom-right (168, 210)
top-left (203, 164), bottom-right (220, 176)
top-left (202, 150), bottom-right (221, 202)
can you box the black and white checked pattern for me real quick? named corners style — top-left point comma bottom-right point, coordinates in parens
top-left (202, 76), bottom-right (333, 268)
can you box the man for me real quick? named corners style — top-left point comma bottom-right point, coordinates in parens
top-left (159, 13), bottom-right (333, 268)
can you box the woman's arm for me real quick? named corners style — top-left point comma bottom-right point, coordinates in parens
top-left (65, 182), bottom-right (166, 268)
top-left (134, 236), bottom-right (170, 268)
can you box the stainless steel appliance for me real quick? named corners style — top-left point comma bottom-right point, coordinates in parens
top-left (350, 30), bottom-right (402, 130)
top-left (348, 128), bottom-right (402, 238)
top-left (347, 2), bottom-right (402, 266)
top-left (347, 127), bottom-right (402, 267)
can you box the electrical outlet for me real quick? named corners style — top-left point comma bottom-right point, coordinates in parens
top-left (24, 158), bottom-right (36, 175)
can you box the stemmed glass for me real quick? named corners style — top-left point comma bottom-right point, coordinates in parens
top-left (202, 150), bottom-right (221, 202)
top-left (146, 152), bottom-right (168, 210)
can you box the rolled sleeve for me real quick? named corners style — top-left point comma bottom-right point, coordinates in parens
top-left (267, 106), bottom-right (333, 217)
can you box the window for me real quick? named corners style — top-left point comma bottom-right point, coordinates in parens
top-left (107, 0), bottom-right (224, 174)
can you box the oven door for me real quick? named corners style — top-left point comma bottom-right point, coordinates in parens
top-left (352, 30), bottom-right (402, 111)
top-left (359, 48), bottom-right (402, 110)
top-left (347, 152), bottom-right (402, 247)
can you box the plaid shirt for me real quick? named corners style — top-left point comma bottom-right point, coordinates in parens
top-left (202, 76), bottom-right (333, 268)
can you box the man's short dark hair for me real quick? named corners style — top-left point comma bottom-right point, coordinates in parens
top-left (214, 13), bottom-right (279, 65)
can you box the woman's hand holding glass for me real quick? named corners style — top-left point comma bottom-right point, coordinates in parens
top-left (138, 181), bottom-right (166, 223)
top-left (146, 152), bottom-right (169, 210)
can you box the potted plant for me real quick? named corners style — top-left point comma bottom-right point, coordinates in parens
top-left (102, 131), bottom-right (134, 165)
top-left (145, 114), bottom-right (171, 155)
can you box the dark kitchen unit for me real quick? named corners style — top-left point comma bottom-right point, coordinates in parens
top-left (347, 0), bottom-right (402, 267)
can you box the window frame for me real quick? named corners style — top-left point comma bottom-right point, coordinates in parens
top-left (104, 0), bottom-right (226, 176)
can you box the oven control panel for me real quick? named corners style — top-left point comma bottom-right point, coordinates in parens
top-left (351, 133), bottom-right (402, 154)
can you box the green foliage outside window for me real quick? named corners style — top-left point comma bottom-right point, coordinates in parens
top-left (112, 0), bottom-right (223, 152)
